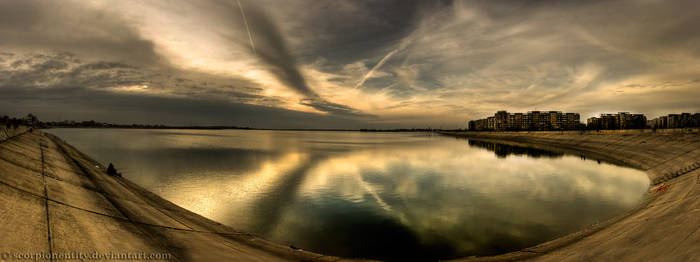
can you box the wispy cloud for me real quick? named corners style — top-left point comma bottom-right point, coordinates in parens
top-left (1, 0), bottom-right (699, 127)
top-left (354, 48), bottom-right (400, 89)
top-left (236, 0), bottom-right (256, 54)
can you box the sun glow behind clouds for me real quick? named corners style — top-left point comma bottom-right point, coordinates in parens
top-left (115, 84), bottom-right (149, 92)
top-left (1, 0), bottom-right (699, 127)
top-left (88, 0), bottom-right (489, 121)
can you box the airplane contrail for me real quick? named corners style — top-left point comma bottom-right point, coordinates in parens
top-left (237, 0), bottom-right (256, 54)
top-left (354, 48), bottom-right (399, 89)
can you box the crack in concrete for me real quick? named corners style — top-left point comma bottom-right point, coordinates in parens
top-left (40, 138), bottom-right (53, 262)
top-left (48, 134), bottom-right (187, 261)
top-left (0, 178), bottom-right (216, 234)
top-left (2, 131), bottom-right (338, 262)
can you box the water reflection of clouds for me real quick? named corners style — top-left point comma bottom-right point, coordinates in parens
top-left (158, 152), bottom-right (308, 230)
top-left (290, 139), bottom-right (648, 256)
top-left (49, 129), bottom-right (650, 259)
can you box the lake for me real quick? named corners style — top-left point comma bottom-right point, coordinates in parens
top-left (47, 129), bottom-right (649, 260)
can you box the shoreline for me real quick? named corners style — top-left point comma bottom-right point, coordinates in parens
top-left (1, 128), bottom-right (698, 261)
top-left (0, 129), bottom-right (361, 262)
top-left (439, 129), bottom-right (700, 261)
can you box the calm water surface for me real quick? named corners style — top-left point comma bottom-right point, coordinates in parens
top-left (48, 129), bottom-right (649, 260)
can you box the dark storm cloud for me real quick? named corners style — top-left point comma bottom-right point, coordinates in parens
top-left (0, 52), bottom-right (273, 105)
top-left (0, 1), bottom-right (272, 100)
top-left (300, 98), bottom-right (374, 117)
top-left (0, 53), bottom-right (144, 89)
top-left (1, 0), bottom-right (700, 127)
top-left (0, 0), bottom-right (357, 123)
top-left (236, 2), bottom-right (316, 97)
top-left (272, 0), bottom-right (451, 63)
top-left (0, 1), bottom-right (161, 66)
top-left (0, 83), bottom-right (368, 129)
top-left (0, 50), bottom-right (371, 127)
top-left (200, 0), bottom-right (372, 116)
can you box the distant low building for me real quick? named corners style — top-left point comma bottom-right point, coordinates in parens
top-left (650, 113), bottom-right (700, 129)
top-left (469, 110), bottom-right (581, 131)
top-left (586, 112), bottom-right (646, 130)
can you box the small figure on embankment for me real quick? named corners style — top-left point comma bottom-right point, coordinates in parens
top-left (106, 163), bottom-right (122, 177)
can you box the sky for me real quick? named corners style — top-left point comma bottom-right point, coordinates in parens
top-left (1, 0), bottom-right (699, 129)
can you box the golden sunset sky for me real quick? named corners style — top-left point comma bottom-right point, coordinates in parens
top-left (1, 0), bottom-right (699, 128)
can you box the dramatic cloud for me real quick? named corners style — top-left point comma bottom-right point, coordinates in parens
top-left (234, 1), bottom-right (369, 116)
top-left (0, 1), bottom-right (160, 66)
top-left (1, 0), bottom-right (699, 128)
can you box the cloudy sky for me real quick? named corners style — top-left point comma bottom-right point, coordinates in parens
top-left (1, 0), bottom-right (699, 129)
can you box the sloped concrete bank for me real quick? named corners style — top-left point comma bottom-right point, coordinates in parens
top-left (0, 125), bottom-right (30, 142)
top-left (2, 128), bottom-right (698, 261)
top-left (440, 129), bottom-right (700, 261)
top-left (0, 130), bottom-right (364, 262)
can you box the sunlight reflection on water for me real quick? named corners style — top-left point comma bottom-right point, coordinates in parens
top-left (48, 129), bottom-right (649, 260)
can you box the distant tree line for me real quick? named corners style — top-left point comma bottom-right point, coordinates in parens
top-left (41, 120), bottom-right (253, 130)
top-left (1, 114), bottom-right (255, 130)
top-left (360, 128), bottom-right (466, 132)
top-left (1, 114), bottom-right (39, 128)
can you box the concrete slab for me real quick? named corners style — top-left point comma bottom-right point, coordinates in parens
top-left (0, 140), bottom-right (41, 158)
top-left (0, 183), bottom-right (49, 256)
top-left (154, 228), bottom-right (288, 262)
top-left (0, 158), bottom-right (45, 196)
top-left (0, 145), bottom-right (42, 174)
top-left (45, 178), bottom-right (126, 219)
top-left (42, 140), bottom-right (81, 172)
top-left (48, 202), bottom-right (171, 261)
top-left (43, 163), bottom-right (98, 192)
top-left (106, 196), bottom-right (190, 229)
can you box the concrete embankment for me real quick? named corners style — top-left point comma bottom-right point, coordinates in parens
top-left (441, 129), bottom-right (700, 261)
top-left (0, 129), bottom-right (361, 261)
top-left (0, 126), bottom-right (29, 142)
top-left (2, 128), bottom-right (698, 261)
